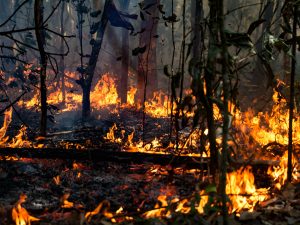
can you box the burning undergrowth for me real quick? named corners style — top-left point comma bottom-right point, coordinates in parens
top-left (0, 72), bottom-right (299, 224)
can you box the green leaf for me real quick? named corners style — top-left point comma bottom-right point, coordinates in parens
top-left (205, 184), bottom-right (217, 193)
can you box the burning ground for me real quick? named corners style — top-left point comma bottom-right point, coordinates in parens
top-left (0, 72), bottom-right (299, 225)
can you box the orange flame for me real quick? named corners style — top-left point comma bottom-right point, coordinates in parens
top-left (12, 194), bottom-right (40, 225)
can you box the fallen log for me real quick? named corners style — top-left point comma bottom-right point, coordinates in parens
top-left (0, 147), bottom-right (208, 169)
top-left (0, 147), bottom-right (282, 170)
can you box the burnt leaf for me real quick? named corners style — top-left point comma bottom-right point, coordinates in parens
top-left (145, 10), bottom-right (152, 15)
top-left (77, 4), bottom-right (89, 14)
top-left (90, 22), bottom-right (100, 34)
top-left (225, 31), bottom-right (253, 49)
top-left (143, 2), bottom-right (156, 10)
top-left (90, 10), bottom-right (101, 17)
top-left (158, 4), bottom-right (165, 14)
top-left (138, 2), bottom-right (144, 9)
top-left (247, 19), bottom-right (266, 35)
top-left (163, 65), bottom-right (171, 77)
top-left (132, 28), bottom-right (146, 36)
top-left (163, 14), bottom-right (179, 23)
top-left (140, 11), bottom-right (145, 21)
top-left (132, 45), bottom-right (147, 56)
top-left (107, 2), bottom-right (134, 31)
top-left (76, 66), bottom-right (86, 74)
top-left (47, 115), bottom-right (55, 124)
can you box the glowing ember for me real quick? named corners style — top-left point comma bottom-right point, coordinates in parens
top-left (12, 194), bottom-right (40, 225)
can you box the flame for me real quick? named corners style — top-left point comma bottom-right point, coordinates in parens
top-left (53, 175), bottom-right (61, 185)
top-left (12, 194), bottom-right (40, 225)
top-left (60, 193), bottom-right (74, 208)
top-left (91, 74), bottom-right (120, 109)
top-left (0, 107), bottom-right (12, 146)
top-left (143, 191), bottom-right (208, 218)
top-left (268, 151), bottom-right (299, 189)
top-left (234, 92), bottom-right (300, 150)
top-left (85, 200), bottom-right (113, 222)
top-left (226, 166), bottom-right (269, 213)
top-left (126, 87), bottom-right (137, 106)
top-left (8, 126), bottom-right (32, 148)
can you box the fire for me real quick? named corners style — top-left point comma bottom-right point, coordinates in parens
top-left (60, 193), bottom-right (74, 208)
top-left (12, 194), bottom-right (40, 225)
top-left (234, 92), bottom-right (300, 149)
top-left (144, 91), bottom-right (171, 118)
top-left (8, 126), bottom-right (32, 148)
top-left (126, 87), bottom-right (137, 106)
top-left (85, 200), bottom-right (114, 222)
top-left (0, 107), bottom-right (12, 146)
top-left (143, 191), bottom-right (209, 218)
top-left (91, 74), bottom-right (120, 109)
top-left (268, 151), bottom-right (299, 189)
top-left (226, 166), bottom-right (269, 213)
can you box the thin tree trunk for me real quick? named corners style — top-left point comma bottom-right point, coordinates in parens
top-left (137, 0), bottom-right (159, 102)
top-left (206, 0), bottom-right (219, 180)
top-left (192, 0), bottom-right (204, 59)
top-left (34, 0), bottom-right (47, 136)
top-left (81, 0), bottom-right (110, 119)
top-left (119, 0), bottom-right (130, 104)
top-left (287, 1), bottom-right (297, 183)
top-left (60, 0), bottom-right (66, 104)
top-left (218, 0), bottom-right (230, 223)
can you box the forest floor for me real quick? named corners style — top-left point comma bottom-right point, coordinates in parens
top-left (0, 108), bottom-right (299, 224)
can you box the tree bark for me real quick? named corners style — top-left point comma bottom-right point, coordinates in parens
top-left (60, 0), bottom-right (66, 104)
top-left (192, 0), bottom-right (204, 59)
top-left (34, 0), bottom-right (47, 136)
top-left (119, 0), bottom-right (130, 104)
top-left (136, 0), bottom-right (159, 102)
top-left (81, 0), bottom-right (110, 119)
top-left (287, 1), bottom-right (297, 183)
top-left (218, 0), bottom-right (230, 223)
top-left (206, 0), bottom-right (219, 180)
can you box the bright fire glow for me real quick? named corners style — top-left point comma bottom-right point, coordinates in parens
top-left (12, 194), bottom-right (40, 225)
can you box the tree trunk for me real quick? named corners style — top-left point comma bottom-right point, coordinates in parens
top-left (34, 0), bottom-right (47, 136)
top-left (287, 2), bottom-right (297, 183)
top-left (206, 0), bottom-right (219, 180)
top-left (81, 0), bottom-right (110, 119)
top-left (60, 0), bottom-right (66, 104)
top-left (192, 0), bottom-right (204, 59)
top-left (218, 0), bottom-right (230, 223)
top-left (136, 0), bottom-right (159, 102)
top-left (119, 0), bottom-right (130, 104)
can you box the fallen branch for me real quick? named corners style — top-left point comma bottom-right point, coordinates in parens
top-left (0, 147), bottom-right (207, 169)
